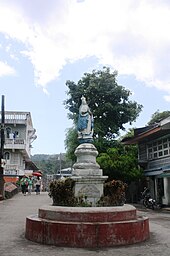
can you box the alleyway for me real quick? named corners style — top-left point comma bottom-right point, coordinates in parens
top-left (0, 192), bottom-right (170, 256)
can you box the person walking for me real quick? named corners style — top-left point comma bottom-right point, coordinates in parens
top-left (28, 177), bottom-right (33, 194)
top-left (35, 177), bottom-right (41, 195)
top-left (20, 175), bottom-right (28, 196)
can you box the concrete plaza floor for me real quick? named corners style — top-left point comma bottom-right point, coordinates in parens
top-left (0, 192), bottom-right (170, 256)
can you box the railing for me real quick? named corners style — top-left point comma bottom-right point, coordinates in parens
top-left (4, 165), bottom-right (19, 176)
top-left (0, 111), bottom-right (30, 124)
top-left (5, 164), bottom-right (19, 170)
top-left (4, 138), bottom-right (26, 151)
top-left (4, 165), bottom-right (25, 176)
top-left (5, 138), bottom-right (25, 145)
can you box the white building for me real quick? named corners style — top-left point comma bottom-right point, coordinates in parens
top-left (1, 111), bottom-right (38, 182)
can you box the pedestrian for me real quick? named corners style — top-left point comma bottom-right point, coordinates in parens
top-left (35, 177), bottom-right (41, 195)
top-left (20, 175), bottom-right (28, 196)
top-left (28, 177), bottom-right (33, 194)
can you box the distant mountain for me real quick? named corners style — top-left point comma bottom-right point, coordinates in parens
top-left (31, 153), bottom-right (65, 161)
top-left (31, 154), bottom-right (72, 175)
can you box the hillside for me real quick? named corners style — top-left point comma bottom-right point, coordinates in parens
top-left (31, 154), bottom-right (72, 175)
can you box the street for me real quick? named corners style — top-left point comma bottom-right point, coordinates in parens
top-left (0, 192), bottom-right (170, 256)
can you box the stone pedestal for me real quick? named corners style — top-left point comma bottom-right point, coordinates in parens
top-left (72, 143), bottom-right (108, 206)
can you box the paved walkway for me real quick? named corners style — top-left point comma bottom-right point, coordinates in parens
top-left (0, 192), bottom-right (170, 256)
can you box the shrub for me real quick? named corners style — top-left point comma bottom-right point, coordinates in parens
top-left (97, 179), bottom-right (128, 206)
top-left (48, 178), bottom-right (77, 206)
top-left (49, 178), bottom-right (127, 207)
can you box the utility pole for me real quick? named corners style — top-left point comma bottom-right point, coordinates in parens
top-left (0, 95), bottom-right (5, 200)
top-left (59, 153), bottom-right (62, 175)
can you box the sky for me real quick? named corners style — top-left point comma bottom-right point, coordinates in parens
top-left (1, 0), bottom-right (170, 155)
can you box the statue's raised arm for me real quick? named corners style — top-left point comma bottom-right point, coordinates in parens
top-left (77, 96), bottom-right (94, 144)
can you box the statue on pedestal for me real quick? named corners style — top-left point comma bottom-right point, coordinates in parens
top-left (72, 95), bottom-right (107, 206)
top-left (77, 96), bottom-right (94, 144)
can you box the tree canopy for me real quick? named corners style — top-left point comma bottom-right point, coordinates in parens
top-left (64, 67), bottom-right (144, 183)
top-left (97, 144), bottom-right (143, 183)
top-left (64, 67), bottom-right (143, 141)
top-left (148, 110), bottom-right (170, 125)
top-left (64, 127), bottom-right (78, 162)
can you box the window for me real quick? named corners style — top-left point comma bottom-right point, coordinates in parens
top-left (158, 145), bottom-right (162, 150)
top-left (147, 137), bottom-right (170, 159)
top-left (163, 143), bottom-right (168, 148)
top-left (154, 152), bottom-right (158, 158)
top-left (153, 146), bottom-right (157, 152)
top-left (164, 150), bottom-right (168, 155)
top-left (159, 152), bottom-right (163, 157)
top-left (4, 152), bottom-right (10, 160)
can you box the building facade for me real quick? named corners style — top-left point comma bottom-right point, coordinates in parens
top-left (122, 116), bottom-right (170, 206)
top-left (1, 111), bottom-right (38, 182)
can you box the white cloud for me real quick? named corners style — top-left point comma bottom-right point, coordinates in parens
top-left (164, 95), bottom-right (170, 102)
top-left (0, 0), bottom-right (170, 98)
top-left (0, 61), bottom-right (16, 77)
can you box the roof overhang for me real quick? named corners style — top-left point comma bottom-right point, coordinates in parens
top-left (122, 127), bottom-right (170, 145)
top-left (25, 159), bottom-right (39, 170)
top-left (122, 126), bottom-right (160, 144)
top-left (122, 116), bottom-right (170, 145)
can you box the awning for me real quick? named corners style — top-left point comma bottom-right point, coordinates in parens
top-left (144, 166), bottom-right (170, 177)
top-left (157, 172), bottom-right (170, 178)
top-left (144, 168), bottom-right (162, 176)
top-left (162, 166), bottom-right (170, 171)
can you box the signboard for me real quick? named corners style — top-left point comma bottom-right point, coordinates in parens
top-left (4, 169), bottom-right (18, 176)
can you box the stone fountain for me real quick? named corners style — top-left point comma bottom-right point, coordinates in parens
top-left (25, 96), bottom-right (150, 247)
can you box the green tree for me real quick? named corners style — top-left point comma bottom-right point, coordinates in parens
top-left (64, 127), bottom-right (78, 163)
top-left (65, 67), bottom-right (142, 139)
top-left (148, 110), bottom-right (170, 125)
top-left (97, 144), bottom-right (143, 183)
top-left (64, 67), bottom-right (143, 159)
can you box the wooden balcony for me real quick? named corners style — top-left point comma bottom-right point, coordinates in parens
top-left (5, 164), bottom-right (19, 170)
top-left (4, 164), bottom-right (24, 176)
top-left (4, 138), bottom-right (25, 150)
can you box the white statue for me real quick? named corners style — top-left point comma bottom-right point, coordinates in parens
top-left (77, 96), bottom-right (93, 143)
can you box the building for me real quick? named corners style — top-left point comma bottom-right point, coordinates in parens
top-left (55, 167), bottom-right (72, 179)
top-left (1, 111), bottom-right (38, 183)
top-left (122, 116), bottom-right (170, 206)
top-left (45, 168), bottom-right (72, 191)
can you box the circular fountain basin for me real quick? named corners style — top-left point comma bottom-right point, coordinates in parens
top-left (25, 204), bottom-right (149, 248)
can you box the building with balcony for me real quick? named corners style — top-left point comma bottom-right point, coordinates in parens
top-left (1, 111), bottom-right (38, 182)
top-left (122, 116), bottom-right (170, 206)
